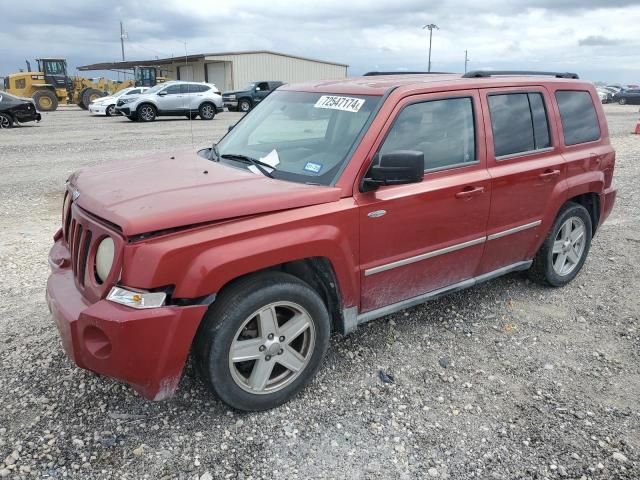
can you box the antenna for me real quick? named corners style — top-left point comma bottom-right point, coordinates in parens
top-left (185, 41), bottom-right (194, 148)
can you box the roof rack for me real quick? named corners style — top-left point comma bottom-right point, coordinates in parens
top-left (363, 71), bottom-right (453, 76)
top-left (463, 70), bottom-right (579, 79)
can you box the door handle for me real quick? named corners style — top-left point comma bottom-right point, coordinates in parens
top-left (455, 186), bottom-right (485, 199)
top-left (538, 169), bottom-right (560, 180)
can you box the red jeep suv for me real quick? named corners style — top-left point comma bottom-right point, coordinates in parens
top-left (47, 71), bottom-right (616, 411)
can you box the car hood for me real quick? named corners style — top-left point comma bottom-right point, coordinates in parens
top-left (69, 149), bottom-right (341, 237)
top-left (93, 95), bottom-right (117, 104)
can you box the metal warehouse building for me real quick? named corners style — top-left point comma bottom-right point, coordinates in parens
top-left (78, 50), bottom-right (348, 92)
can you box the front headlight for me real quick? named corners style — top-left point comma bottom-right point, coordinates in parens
top-left (107, 287), bottom-right (166, 309)
top-left (120, 98), bottom-right (135, 104)
top-left (95, 237), bottom-right (115, 282)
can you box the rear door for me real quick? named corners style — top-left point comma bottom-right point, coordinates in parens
top-left (478, 86), bottom-right (566, 274)
top-left (357, 90), bottom-right (491, 312)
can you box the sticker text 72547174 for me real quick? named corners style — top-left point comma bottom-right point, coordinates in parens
top-left (314, 95), bottom-right (365, 113)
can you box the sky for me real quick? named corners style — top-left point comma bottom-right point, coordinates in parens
top-left (0, 0), bottom-right (639, 84)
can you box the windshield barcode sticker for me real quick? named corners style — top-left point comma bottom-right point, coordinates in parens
top-left (314, 95), bottom-right (365, 113)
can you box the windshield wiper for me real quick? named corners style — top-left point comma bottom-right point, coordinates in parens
top-left (220, 153), bottom-right (275, 178)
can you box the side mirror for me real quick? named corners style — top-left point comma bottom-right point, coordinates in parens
top-left (362, 151), bottom-right (424, 191)
top-left (255, 87), bottom-right (261, 91)
top-left (157, 91), bottom-right (167, 96)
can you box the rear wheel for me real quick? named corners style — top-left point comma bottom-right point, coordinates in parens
top-left (199, 102), bottom-right (216, 120)
top-left (33, 90), bottom-right (58, 112)
top-left (194, 272), bottom-right (330, 411)
top-left (528, 202), bottom-right (592, 287)
top-left (0, 113), bottom-right (13, 129)
top-left (137, 104), bottom-right (156, 122)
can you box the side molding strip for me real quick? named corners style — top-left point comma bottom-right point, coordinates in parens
top-left (364, 237), bottom-right (486, 277)
top-left (487, 220), bottom-right (542, 241)
top-left (356, 260), bottom-right (532, 326)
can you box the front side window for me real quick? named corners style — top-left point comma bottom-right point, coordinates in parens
top-left (488, 92), bottom-right (551, 158)
top-left (380, 97), bottom-right (476, 171)
top-left (555, 90), bottom-right (600, 145)
top-left (216, 90), bottom-right (381, 185)
top-left (164, 84), bottom-right (181, 95)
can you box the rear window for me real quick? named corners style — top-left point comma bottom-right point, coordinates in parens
top-left (488, 92), bottom-right (551, 158)
top-left (555, 90), bottom-right (600, 145)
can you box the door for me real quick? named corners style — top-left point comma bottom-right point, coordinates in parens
top-left (206, 62), bottom-right (227, 91)
top-left (182, 84), bottom-right (208, 110)
top-left (178, 65), bottom-right (194, 81)
top-left (477, 87), bottom-right (567, 274)
top-left (156, 83), bottom-right (184, 111)
top-left (254, 82), bottom-right (271, 104)
top-left (357, 90), bottom-right (491, 312)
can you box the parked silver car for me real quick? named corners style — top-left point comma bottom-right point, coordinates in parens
top-left (115, 81), bottom-right (223, 122)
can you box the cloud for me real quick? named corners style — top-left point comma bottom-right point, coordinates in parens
top-left (1, 0), bottom-right (639, 83)
top-left (578, 35), bottom-right (623, 46)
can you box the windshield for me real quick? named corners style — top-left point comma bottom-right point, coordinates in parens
top-left (112, 88), bottom-right (132, 98)
top-left (216, 90), bottom-right (381, 185)
top-left (243, 83), bottom-right (256, 90)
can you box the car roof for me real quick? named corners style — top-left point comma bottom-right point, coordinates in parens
top-left (280, 73), bottom-right (592, 96)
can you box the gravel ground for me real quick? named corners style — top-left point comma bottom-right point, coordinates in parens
top-left (0, 105), bottom-right (638, 480)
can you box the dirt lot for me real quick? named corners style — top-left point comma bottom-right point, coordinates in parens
top-left (0, 105), bottom-right (638, 480)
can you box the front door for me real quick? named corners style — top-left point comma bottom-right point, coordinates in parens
top-left (477, 87), bottom-right (567, 274)
top-left (254, 82), bottom-right (271, 104)
top-left (357, 90), bottom-right (491, 312)
top-left (156, 83), bottom-right (184, 112)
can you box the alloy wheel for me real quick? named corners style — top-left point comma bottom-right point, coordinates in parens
top-left (201, 104), bottom-right (214, 119)
top-left (0, 115), bottom-right (11, 129)
top-left (140, 106), bottom-right (155, 121)
top-left (240, 101), bottom-right (251, 112)
top-left (228, 301), bottom-right (315, 394)
top-left (106, 105), bottom-right (115, 116)
top-left (552, 217), bottom-right (587, 276)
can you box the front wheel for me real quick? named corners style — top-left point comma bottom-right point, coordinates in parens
top-left (105, 104), bottom-right (116, 116)
top-left (0, 113), bottom-right (13, 129)
top-left (238, 99), bottom-right (252, 112)
top-left (528, 202), bottom-right (592, 287)
top-left (194, 272), bottom-right (330, 411)
top-left (619, 98), bottom-right (627, 105)
top-left (137, 104), bottom-right (156, 122)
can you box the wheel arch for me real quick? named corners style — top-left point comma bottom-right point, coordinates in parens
top-left (567, 192), bottom-right (600, 236)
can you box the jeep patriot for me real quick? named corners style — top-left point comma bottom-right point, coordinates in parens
top-left (47, 71), bottom-right (616, 411)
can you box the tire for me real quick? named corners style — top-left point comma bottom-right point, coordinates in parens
top-left (194, 272), bottom-right (331, 411)
top-left (0, 113), bottom-right (13, 129)
top-left (137, 104), bottom-right (156, 122)
top-left (619, 98), bottom-right (627, 105)
top-left (199, 102), bottom-right (216, 120)
top-left (105, 104), bottom-right (116, 117)
top-left (33, 90), bottom-right (58, 112)
top-left (528, 202), bottom-right (592, 287)
top-left (80, 88), bottom-right (105, 110)
top-left (238, 98), bottom-right (252, 112)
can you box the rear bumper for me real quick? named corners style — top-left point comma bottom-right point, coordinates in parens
top-left (601, 187), bottom-right (617, 225)
top-left (46, 240), bottom-right (207, 400)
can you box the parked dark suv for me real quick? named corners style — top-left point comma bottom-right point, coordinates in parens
top-left (223, 81), bottom-right (284, 112)
top-left (47, 71), bottom-right (616, 411)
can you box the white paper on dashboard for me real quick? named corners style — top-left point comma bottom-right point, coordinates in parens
top-left (259, 149), bottom-right (280, 168)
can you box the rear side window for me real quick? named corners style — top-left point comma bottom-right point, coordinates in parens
top-left (488, 92), bottom-right (551, 158)
top-left (380, 97), bottom-right (476, 171)
top-left (555, 90), bottom-right (600, 145)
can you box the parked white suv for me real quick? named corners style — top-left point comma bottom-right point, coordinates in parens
top-left (89, 87), bottom-right (149, 116)
top-left (115, 81), bottom-right (223, 122)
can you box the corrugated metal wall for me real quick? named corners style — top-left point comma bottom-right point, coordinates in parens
top-left (160, 53), bottom-right (347, 91)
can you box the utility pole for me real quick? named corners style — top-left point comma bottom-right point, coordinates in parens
top-left (422, 24), bottom-right (439, 72)
top-left (464, 50), bottom-right (470, 73)
top-left (120, 21), bottom-right (127, 61)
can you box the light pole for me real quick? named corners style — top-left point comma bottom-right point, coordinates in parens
top-left (422, 24), bottom-right (439, 72)
top-left (464, 50), bottom-right (470, 73)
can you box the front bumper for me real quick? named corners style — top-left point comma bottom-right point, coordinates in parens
top-left (223, 99), bottom-right (238, 109)
top-left (46, 239), bottom-right (207, 400)
top-left (89, 104), bottom-right (107, 115)
top-left (115, 106), bottom-right (132, 116)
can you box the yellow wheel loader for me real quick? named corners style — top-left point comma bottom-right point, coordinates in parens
top-left (2, 59), bottom-right (161, 112)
